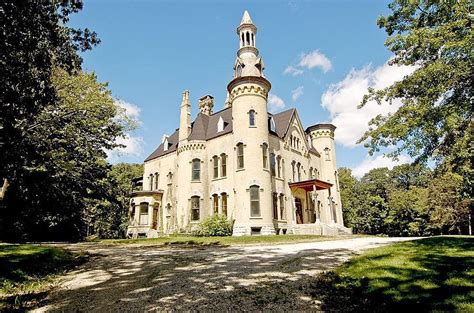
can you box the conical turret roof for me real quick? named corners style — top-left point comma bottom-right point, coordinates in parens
top-left (240, 10), bottom-right (253, 25)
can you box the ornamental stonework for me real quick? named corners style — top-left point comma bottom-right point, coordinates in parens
top-left (230, 84), bottom-right (268, 99)
top-left (177, 142), bottom-right (205, 154)
top-left (310, 129), bottom-right (334, 139)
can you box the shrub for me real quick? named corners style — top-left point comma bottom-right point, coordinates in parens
top-left (193, 214), bottom-right (234, 236)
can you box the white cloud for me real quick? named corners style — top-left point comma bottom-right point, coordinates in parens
top-left (283, 66), bottom-right (304, 76)
top-left (268, 94), bottom-right (285, 113)
top-left (107, 99), bottom-right (144, 162)
top-left (321, 61), bottom-right (415, 147)
top-left (115, 99), bottom-right (141, 121)
top-left (291, 86), bottom-right (304, 102)
top-left (299, 50), bottom-right (332, 73)
top-left (352, 154), bottom-right (412, 178)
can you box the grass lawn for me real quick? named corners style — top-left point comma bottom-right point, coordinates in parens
top-left (100, 234), bottom-right (358, 246)
top-left (0, 243), bottom-right (87, 311)
top-left (309, 236), bottom-right (474, 312)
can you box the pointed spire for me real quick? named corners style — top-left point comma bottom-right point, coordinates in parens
top-left (240, 10), bottom-right (253, 25)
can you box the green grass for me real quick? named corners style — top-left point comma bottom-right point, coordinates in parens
top-left (309, 236), bottom-right (474, 312)
top-left (100, 234), bottom-right (358, 246)
top-left (0, 243), bottom-right (87, 311)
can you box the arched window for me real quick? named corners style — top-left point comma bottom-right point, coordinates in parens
top-left (276, 156), bottom-right (282, 178)
top-left (249, 110), bottom-right (256, 127)
top-left (191, 196), bottom-right (200, 221)
top-left (154, 173), bottom-right (159, 190)
top-left (212, 194), bottom-right (219, 214)
top-left (149, 174), bottom-right (153, 190)
top-left (291, 161), bottom-right (296, 182)
top-left (213, 156), bottom-right (219, 179)
top-left (250, 185), bottom-right (260, 217)
top-left (270, 153), bottom-right (276, 176)
top-left (237, 143), bottom-right (244, 169)
top-left (221, 193), bottom-right (228, 217)
top-left (139, 202), bottom-right (149, 225)
top-left (221, 153), bottom-right (227, 177)
top-left (324, 147), bottom-right (331, 161)
top-left (167, 172), bottom-right (173, 184)
top-left (192, 159), bottom-right (200, 181)
top-left (246, 31), bottom-right (250, 45)
top-left (236, 64), bottom-right (242, 77)
top-left (297, 162), bottom-right (301, 182)
top-left (279, 194), bottom-right (286, 220)
top-left (272, 192), bottom-right (278, 219)
top-left (262, 143), bottom-right (268, 168)
top-left (309, 167), bottom-right (313, 179)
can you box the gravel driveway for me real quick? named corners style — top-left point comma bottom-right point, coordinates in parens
top-left (34, 237), bottom-right (416, 312)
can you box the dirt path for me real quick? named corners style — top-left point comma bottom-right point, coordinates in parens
top-left (34, 237), bottom-right (416, 312)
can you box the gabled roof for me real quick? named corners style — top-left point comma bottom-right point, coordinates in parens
top-left (270, 108), bottom-right (296, 138)
top-left (144, 106), bottom-right (320, 162)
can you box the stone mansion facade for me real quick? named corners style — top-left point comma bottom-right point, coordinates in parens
top-left (127, 11), bottom-right (351, 237)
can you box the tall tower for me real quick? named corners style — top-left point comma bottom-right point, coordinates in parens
top-left (228, 11), bottom-right (274, 235)
top-left (307, 124), bottom-right (344, 226)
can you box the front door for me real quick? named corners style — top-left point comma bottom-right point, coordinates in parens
top-left (295, 198), bottom-right (303, 224)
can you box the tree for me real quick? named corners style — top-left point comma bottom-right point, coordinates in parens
top-left (425, 172), bottom-right (470, 234)
top-left (359, 0), bottom-right (473, 190)
top-left (86, 163), bottom-right (143, 239)
top-left (0, 1), bottom-right (101, 240)
top-left (338, 168), bottom-right (358, 228)
top-left (1, 68), bottom-right (132, 241)
top-left (386, 187), bottom-right (428, 236)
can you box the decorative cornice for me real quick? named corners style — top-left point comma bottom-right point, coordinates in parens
top-left (227, 76), bottom-right (271, 94)
top-left (177, 142), bottom-right (206, 154)
top-left (310, 129), bottom-right (335, 139)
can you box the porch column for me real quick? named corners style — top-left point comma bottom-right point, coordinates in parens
top-left (313, 185), bottom-right (320, 223)
top-left (148, 202), bottom-right (154, 227)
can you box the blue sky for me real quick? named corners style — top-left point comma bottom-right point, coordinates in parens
top-left (70, 0), bottom-right (413, 177)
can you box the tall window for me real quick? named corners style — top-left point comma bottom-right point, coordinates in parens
top-left (324, 147), bottom-right (330, 160)
top-left (270, 153), bottom-right (276, 176)
top-left (237, 143), bottom-right (244, 169)
top-left (139, 202), bottom-right (149, 225)
top-left (292, 161), bottom-right (296, 182)
top-left (297, 163), bottom-right (301, 181)
top-left (250, 185), bottom-right (260, 217)
top-left (309, 167), bottom-right (314, 179)
top-left (221, 193), bottom-right (228, 217)
top-left (212, 194), bottom-right (219, 214)
top-left (279, 194), bottom-right (285, 220)
top-left (221, 154), bottom-right (227, 177)
top-left (191, 196), bottom-right (200, 221)
top-left (213, 156), bottom-right (219, 179)
top-left (149, 174), bottom-right (153, 190)
top-left (249, 110), bottom-right (256, 127)
top-left (335, 171), bottom-right (339, 191)
top-left (154, 173), bottom-right (159, 190)
top-left (272, 192), bottom-right (278, 219)
top-left (192, 159), bottom-right (200, 181)
top-left (277, 157), bottom-right (281, 178)
top-left (262, 143), bottom-right (268, 168)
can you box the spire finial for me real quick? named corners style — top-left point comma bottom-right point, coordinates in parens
top-left (240, 10), bottom-right (253, 25)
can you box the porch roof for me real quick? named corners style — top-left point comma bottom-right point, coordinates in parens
top-left (288, 179), bottom-right (332, 191)
top-left (130, 190), bottom-right (164, 197)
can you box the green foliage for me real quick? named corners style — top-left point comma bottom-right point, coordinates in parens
top-left (308, 237), bottom-right (474, 312)
top-left (86, 163), bottom-right (143, 239)
top-left (359, 0), bottom-right (473, 193)
top-left (192, 215), bottom-right (234, 237)
top-left (1, 67), bottom-right (132, 241)
top-left (339, 163), bottom-right (470, 236)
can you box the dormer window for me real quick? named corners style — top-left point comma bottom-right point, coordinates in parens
top-left (163, 137), bottom-right (169, 151)
top-left (269, 116), bottom-right (276, 132)
top-left (217, 116), bottom-right (225, 132)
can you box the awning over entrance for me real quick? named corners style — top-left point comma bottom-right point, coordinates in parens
top-left (288, 179), bottom-right (332, 192)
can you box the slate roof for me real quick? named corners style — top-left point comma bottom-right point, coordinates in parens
top-left (144, 107), bottom-right (315, 162)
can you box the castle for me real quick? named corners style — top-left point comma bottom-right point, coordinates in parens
top-left (127, 11), bottom-right (350, 237)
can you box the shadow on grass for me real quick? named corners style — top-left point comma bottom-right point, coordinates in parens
top-left (308, 237), bottom-right (474, 312)
top-left (0, 244), bottom-right (88, 312)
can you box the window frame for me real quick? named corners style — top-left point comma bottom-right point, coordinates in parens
top-left (249, 185), bottom-right (260, 217)
top-left (221, 153), bottom-right (227, 177)
top-left (249, 110), bottom-right (256, 127)
top-left (213, 156), bottom-right (219, 179)
top-left (237, 143), bottom-right (244, 169)
top-left (212, 194), bottom-right (219, 214)
top-left (190, 196), bottom-right (200, 221)
top-left (192, 159), bottom-right (201, 181)
top-left (139, 202), bottom-right (149, 225)
top-left (221, 193), bottom-right (228, 217)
